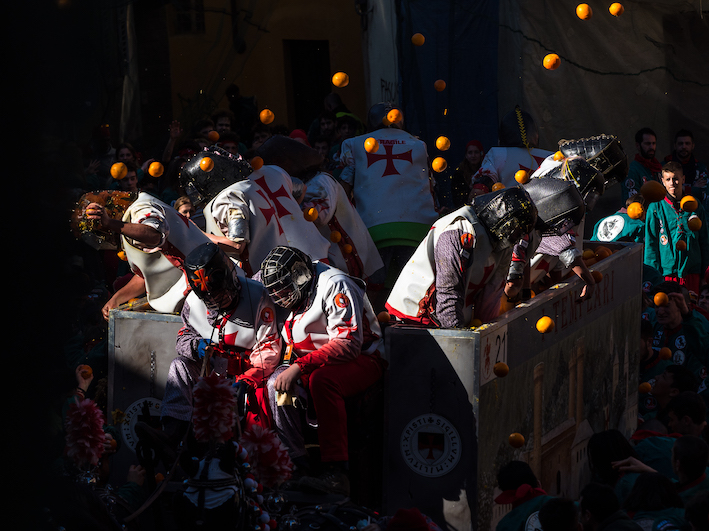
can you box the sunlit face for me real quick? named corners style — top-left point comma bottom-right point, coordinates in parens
top-left (177, 202), bottom-right (195, 219)
top-left (637, 134), bottom-right (657, 159)
top-left (466, 145), bottom-right (483, 166)
top-left (661, 170), bottom-right (684, 199)
top-left (674, 136), bottom-right (694, 161)
top-left (117, 148), bottom-right (135, 163)
top-left (119, 171), bottom-right (138, 192)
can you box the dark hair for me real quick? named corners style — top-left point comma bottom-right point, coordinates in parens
top-left (217, 131), bottom-right (240, 145)
top-left (623, 472), bottom-right (683, 512)
top-left (673, 436), bottom-right (709, 480)
top-left (635, 127), bottom-right (657, 144)
top-left (668, 392), bottom-right (707, 425)
top-left (665, 365), bottom-right (699, 394)
top-left (538, 498), bottom-right (578, 531)
top-left (580, 482), bottom-right (620, 523)
top-left (626, 194), bottom-right (646, 209)
top-left (684, 491), bottom-right (709, 531)
top-left (115, 142), bottom-right (138, 162)
top-left (192, 118), bottom-right (215, 135)
top-left (662, 160), bottom-right (683, 175)
top-left (497, 460), bottom-right (538, 491)
top-left (640, 319), bottom-right (654, 341)
top-left (587, 430), bottom-right (637, 486)
top-left (700, 284), bottom-right (709, 295)
top-left (651, 281), bottom-right (683, 297)
top-left (211, 108), bottom-right (234, 123)
top-left (674, 129), bottom-right (694, 142)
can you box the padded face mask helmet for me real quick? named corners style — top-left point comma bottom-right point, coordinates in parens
top-left (184, 242), bottom-right (241, 310)
top-left (471, 187), bottom-right (538, 250)
top-left (260, 246), bottom-right (315, 309)
top-left (524, 178), bottom-right (586, 236)
top-left (546, 156), bottom-right (606, 212)
top-left (558, 134), bottom-right (628, 186)
top-left (256, 135), bottom-right (323, 182)
top-left (498, 106), bottom-right (539, 148)
top-left (367, 102), bottom-right (402, 131)
top-left (179, 146), bottom-right (252, 207)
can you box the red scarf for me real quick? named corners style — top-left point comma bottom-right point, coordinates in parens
top-left (634, 153), bottom-right (662, 173)
top-left (630, 429), bottom-right (683, 442)
top-left (494, 484), bottom-right (547, 508)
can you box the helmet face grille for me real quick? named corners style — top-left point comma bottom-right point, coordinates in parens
top-left (260, 246), bottom-right (313, 308)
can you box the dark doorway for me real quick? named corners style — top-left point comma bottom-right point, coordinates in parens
top-left (283, 40), bottom-right (331, 133)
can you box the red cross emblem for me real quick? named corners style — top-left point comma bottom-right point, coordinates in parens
top-left (418, 432), bottom-right (444, 461)
top-left (465, 263), bottom-right (495, 307)
top-left (366, 143), bottom-right (413, 177)
top-left (254, 175), bottom-right (293, 235)
top-left (518, 154), bottom-right (547, 172)
top-left (223, 330), bottom-right (238, 345)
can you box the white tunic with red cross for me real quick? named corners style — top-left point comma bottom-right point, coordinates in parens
top-left (339, 127), bottom-right (438, 230)
top-left (475, 147), bottom-right (553, 188)
top-left (301, 171), bottom-right (384, 281)
top-left (385, 206), bottom-right (512, 326)
top-left (283, 262), bottom-right (382, 373)
top-left (121, 192), bottom-right (213, 313)
top-left (180, 279), bottom-right (282, 386)
top-left (203, 165), bottom-right (330, 276)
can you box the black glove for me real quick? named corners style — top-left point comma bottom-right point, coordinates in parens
top-left (232, 380), bottom-right (253, 417)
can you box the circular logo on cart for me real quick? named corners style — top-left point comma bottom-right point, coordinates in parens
top-left (120, 397), bottom-right (162, 452)
top-left (400, 414), bottom-right (461, 477)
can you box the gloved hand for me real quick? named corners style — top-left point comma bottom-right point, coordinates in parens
top-left (232, 379), bottom-right (254, 416)
top-left (196, 339), bottom-right (213, 359)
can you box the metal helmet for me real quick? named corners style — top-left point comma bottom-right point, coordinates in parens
top-left (470, 187), bottom-right (538, 250)
top-left (256, 135), bottom-right (323, 182)
top-left (558, 134), bottom-right (628, 186)
top-left (524, 178), bottom-right (586, 236)
top-left (71, 191), bottom-right (138, 250)
top-left (184, 242), bottom-right (241, 310)
top-left (498, 106), bottom-right (539, 148)
top-left (260, 246), bottom-right (315, 309)
top-left (546, 156), bottom-right (605, 212)
top-left (367, 102), bottom-right (403, 131)
top-left (179, 146), bottom-right (252, 207)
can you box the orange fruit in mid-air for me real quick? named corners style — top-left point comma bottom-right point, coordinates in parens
top-left (576, 3), bottom-right (592, 19)
top-left (259, 109), bottom-right (275, 125)
top-left (436, 136), bottom-right (451, 151)
top-left (515, 170), bottom-right (529, 184)
top-left (609, 3), bottom-right (624, 16)
top-left (250, 156), bottom-right (264, 171)
top-left (543, 54), bottom-right (561, 70)
top-left (411, 33), bottom-right (425, 46)
top-left (432, 157), bottom-right (447, 173)
top-left (654, 292), bottom-right (669, 307)
top-left (553, 150), bottom-right (565, 161)
top-left (155, 473), bottom-right (165, 483)
top-left (492, 183), bottom-right (505, 191)
top-left (342, 243), bottom-right (353, 255)
top-left (117, 250), bottom-right (127, 261)
top-left (509, 433), bottom-right (525, 448)
top-left (680, 195), bottom-right (698, 213)
top-left (331, 72), bottom-right (349, 88)
top-left (494, 362), bottom-right (510, 378)
top-left (638, 382), bottom-right (652, 394)
top-left (591, 270), bottom-right (603, 284)
top-left (640, 181), bottom-right (666, 203)
top-left (659, 347), bottom-right (672, 360)
top-left (207, 130), bottom-right (220, 143)
top-left (536, 316), bottom-right (555, 333)
top-left (330, 231), bottom-right (342, 243)
top-left (434, 79), bottom-right (446, 92)
top-left (387, 109), bottom-right (403, 124)
top-left (676, 240), bottom-right (687, 251)
top-left (364, 137), bottom-right (380, 153)
top-left (303, 207), bottom-right (318, 222)
top-left (595, 246), bottom-right (612, 260)
top-left (148, 161), bottom-right (164, 177)
top-left (200, 157), bottom-right (214, 172)
top-left (377, 311), bottom-right (391, 324)
top-left (79, 365), bottom-right (93, 379)
top-left (111, 162), bottom-right (128, 180)
top-left (627, 202), bottom-right (644, 220)
top-left (688, 215), bottom-right (702, 231)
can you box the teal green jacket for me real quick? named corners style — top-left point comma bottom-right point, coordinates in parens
top-left (496, 495), bottom-right (555, 531)
top-left (651, 311), bottom-right (709, 382)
